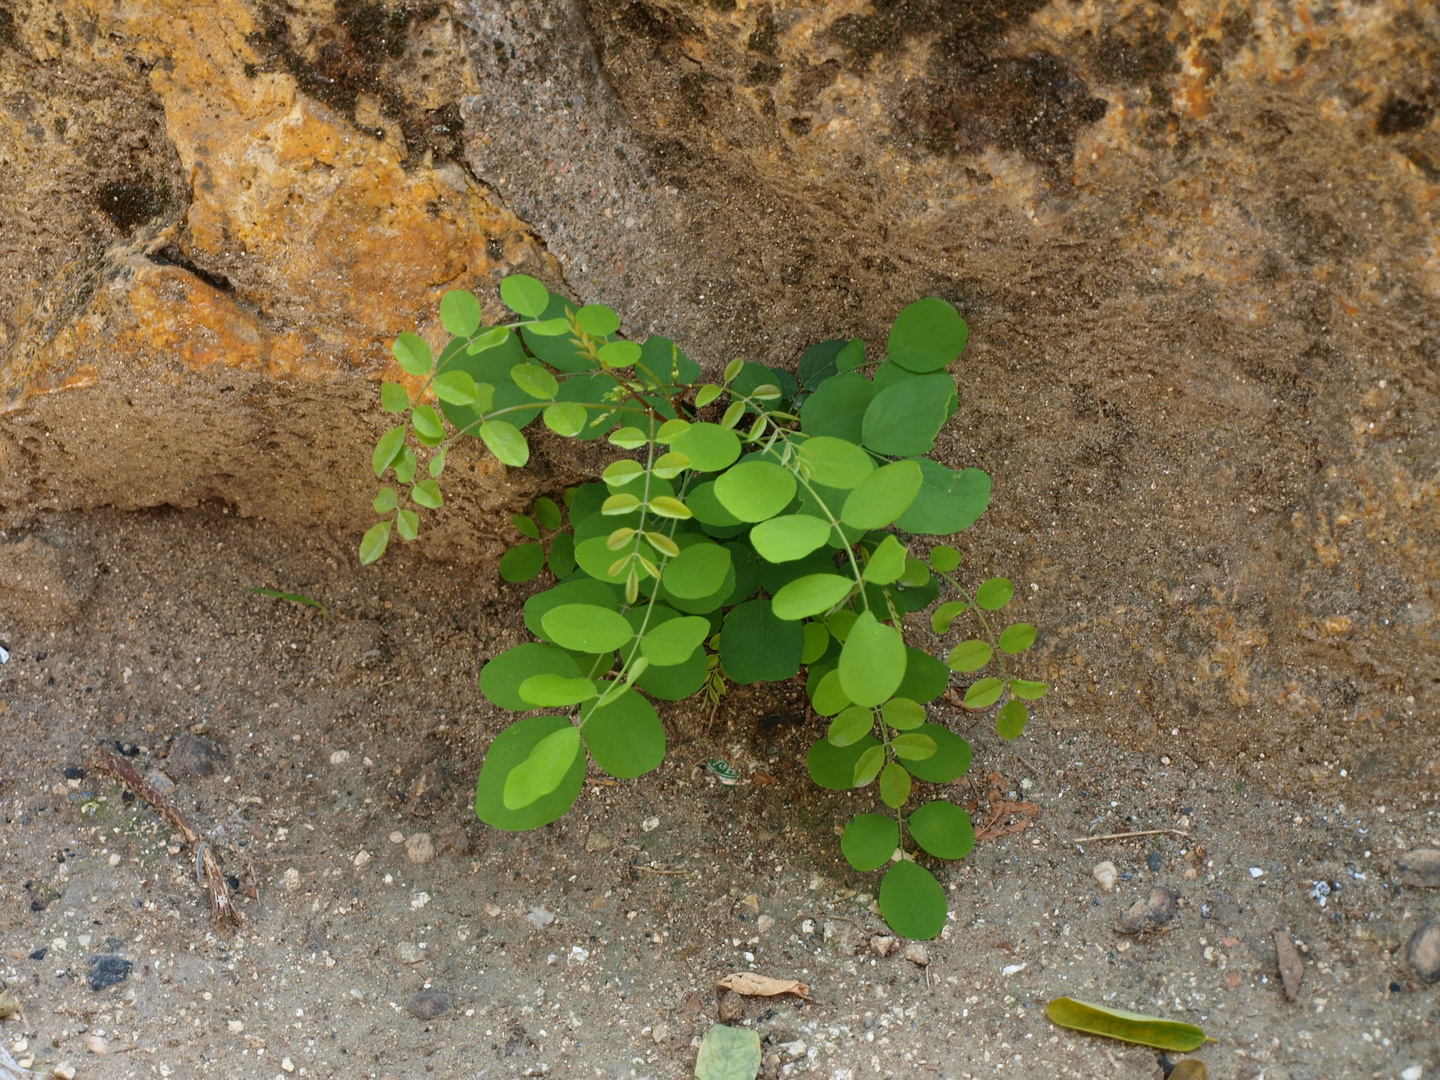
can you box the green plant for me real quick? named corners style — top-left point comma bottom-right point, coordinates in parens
top-left (360, 275), bottom-right (1046, 940)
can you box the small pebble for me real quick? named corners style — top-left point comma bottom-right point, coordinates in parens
top-left (526, 905), bottom-right (556, 929)
top-left (1249, 867), bottom-right (1264, 878)
top-left (281, 1057), bottom-right (296, 1073)
top-left (143, 769), bottom-right (176, 795)
top-left (1396, 848), bottom-right (1440, 889)
top-left (777, 1040), bottom-right (807, 1062)
top-left (641, 816), bottom-right (659, 832)
top-left (53, 1062), bottom-right (76, 1080)
top-left (394, 942), bottom-right (424, 965)
top-left (410, 891), bottom-right (431, 910)
top-left (389, 831), bottom-right (405, 844)
top-left (353, 850), bottom-right (371, 868)
top-left (329, 749), bottom-right (351, 764)
top-left (757, 915), bottom-right (775, 934)
top-left (585, 830), bottom-right (610, 853)
top-left (405, 832), bottom-right (435, 865)
top-left (62, 766), bottom-right (85, 781)
top-left (107, 853), bottom-right (121, 867)
top-left (902, 943), bottom-right (930, 967)
top-left (1093, 861), bottom-right (1118, 892)
top-left (1118, 887), bottom-right (1178, 934)
top-left (1400, 1066), bottom-right (1422, 1080)
top-left (406, 989), bottom-right (452, 1020)
top-left (1147, 851), bottom-right (1163, 873)
top-left (717, 988), bottom-right (744, 1023)
top-left (650, 1022), bottom-right (670, 1044)
top-left (168, 734), bottom-right (222, 777)
top-left (228, 1020), bottom-right (244, 1033)
top-left (86, 1034), bottom-right (108, 1054)
top-left (1406, 919), bottom-right (1440, 983)
top-left (282, 868), bottom-right (302, 892)
top-left (869, 935), bottom-right (897, 958)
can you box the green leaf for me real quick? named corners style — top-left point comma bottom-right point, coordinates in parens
top-left (1045, 999), bottom-right (1211, 1053)
top-left (518, 674), bottom-right (598, 707)
top-left (580, 687), bottom-right (665, 778)
top-left (429, 449), bottom-right (447, 478)
top-left (439, 288), bottom-right (483, 337)
top-left (864, 535), bottom-right (907, 585)
top-left (750, 515), bottom-right (832, 563)
top-left (372, 486), bottom-right (397, 513)
top-left (836, 336), bottom-right (866, 372)
top-left (502, 724), bottom-right (581, 809)
top-left (800, 372), bottom-right (877, 442)
top-left (466, 326), bottom-right (509, 355)
top-left (637, 645), bottom-right (708, 699)
top-left (771, 574), bottom-right (853, 620)
top-left (852, 744), bottom-right (885, 787)
top-left (975, 577), bottom-right (1014, 610)
top-left (895, 461), bottom-right (991, 535)
top-left (411, 479), bottom-right (443, 509)
top-left (841, 460), bottom-right (924, 530)
top-left (609, 426), bottom-right (649, 450)
top-left (541, 603), bottom-right (633, 653)
top-left (896, 647), bottom-right (950, 704)
top-left (670, 422), bottom-right (742, 472)
top-left (246, 587), bottom-right (329, 619)
top-left (359, 520), bottom-right (392, 564)
top-left (476, 715), bottom-right (586, 830)
top-left (533, 497), bottom-right (563, 531)
top-left (891, 733), bottom-right (937, 761)
top-left (500, 542), bottom-right (546, 583)
top-left (798, 339), bottom-right (844, 389)
top-left (395, 508), bottom-right (419, 541)
top-left (887, 297), bottom-right (968, 373)
top-left (841, 813), bottom-right (899, 872)
top-left (392, 332), bottom-right (433, 376)
top-left (827, 706), bottom-right (874, 747)
top-left (373, 424), bottom-right (407, 477)
top-left (430, 369), bottom-right (477, 406)
top-left (809, 668), bottom-right (851, 716)
top-left (662, 542), bottom-right (731, 599)
top-left (947, 639), bottom-right (992, 673)
top-left (801, 621), bottom-right (830, 664)
top-left (380, 381), bottom-right (410, 412)
top-left (962, 677), bottom-right (1005, 709)
top-left (806, 733), bottom-right (879, 790)
top-left (393, 444), bottom-right (418, 484)
top-left (908, 800), bottom-right (975, 859)
top-left (411, 404), bottom-right (444, 441)
top-left (597, 339), bottom-right (641, 368)
top-left (694, 1023), bottom-right (762, 1080)
top-left (931, 600), bottom-right (968, 634)
top-left (480, 420), bottom-right (529, 466)
top-left (996, 699), bottom-right (1029, 739)
top-left (480, 642), bottom-right (583, 710)
top-left (720, 598), bottom-right (804, 685)
top-left (523, 577), bottom-right (622, 640)
top-left (1010, 679), bottom-right (1049, 701)
top-left (574, 303), bottom-right (619, 337)
top-left (526, 316), bottom-right (572, 336)
top-left (838, 611), bottom-right (907, 707)
top-left (999, 622), bottom-right (1037, 654)
top-left (880, 761), bottom-right (912, 808)
top-left (796, 435), bottom-right (875, 489)
top-left (512, 513), bottom-right (540, 539)
top-left (929, 544), bottom-right (961, 572)
top-left (905, 723), bottom-right (972, 783)
top-left (862, 373), bottom-right (956, 457)
top-left (602, 460), bottom-right (645, 488)
top-left (547, 532), bottom-right (576, 578)
top-left (500, 273), bottom-right (550, 318)
top-left (639, 615), bottom-right (710, 666)
top-left (879, 859), bottom-right (947, 939)
top-left (695, 384), bottom-right (723, 407)
top-left (882, 697), bottom-right (926, 730)
top-left (713, 461), bottom-right (796, 523)
top-left (511, 362), bottom-right (559, 400)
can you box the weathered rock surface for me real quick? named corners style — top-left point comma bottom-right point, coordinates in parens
top-left (1, 0), bottom-right (1436, 794)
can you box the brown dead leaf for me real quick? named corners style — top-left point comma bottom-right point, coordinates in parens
top-left (965, 772), bottom-right (1040, 842)
top-left (1169, 1060), bottom-right (1208, 1080)
top-left (715, 973), bottom-right (812, 1000)
top-left (1273, 930), bottom-right (1304, 1002)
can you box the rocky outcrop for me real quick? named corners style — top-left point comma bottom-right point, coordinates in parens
top-left (1, 0), bottom-right (1436, 792)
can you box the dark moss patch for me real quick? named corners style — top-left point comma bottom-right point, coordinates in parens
top-left (1377, 95), bottom-right (1433, 136)
top-left (95, 180), bottom-right (168, 233)
top-left (747, 6), bottom-right (778, 55)
top-left (147, 246), bottom-right (234, 293)
top-left (0, 6), bottom-right (18, 51)
top-left (828, 0), bottom-right (1108, 175)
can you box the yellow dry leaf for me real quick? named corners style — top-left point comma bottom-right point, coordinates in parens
top-left (715, 973), bottom-right (812, 1000)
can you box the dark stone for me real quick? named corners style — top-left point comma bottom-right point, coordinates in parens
top-left (29, 948), bottom-right (47, 961)
top-left (1377, 95), bottom-right (1434, 136)
top-left (95, 180), bottom-right (168, 233)
top-left (406, 988), bottom-right (453, 1019)
top-left (87, 954), bottom-right (133, 991)
top-left (1395, 848), bottom-right (1440, 889)
top-left (62, 766), bottom-right (85, 780)
top-left (1147, 851), bottom-right (1163, 873)
top-left (1406, 919), bottom-right (1440, 983)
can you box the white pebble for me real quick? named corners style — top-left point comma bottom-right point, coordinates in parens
top-left (227, 1020), bottom-right (244, 1033)
top-left (53, 1062), bottom-right (76, 1080)
top-left (86, 1034), bottom-right (108, 1054)
top-left (353, 850), bottom-right (371, 868)
top-left (1401, 1068), bottom-right (1422, 1080)
top-left (389, 830), bottom-right (405, 843)
top-left (641, 816), bottom-right (659, 832)
top-left (1001, 962), bottom-right (1027, 976)
top-left (1093, 861), bottom-right (1118, 892)
top-left (757, 914), bottom-right (775, 934)
top-left (1249, 867), bottom-right (1264, 878)
top-left (405, 833), bottom-right (435, 864)
top-left (108, 853), bottom-right (121, 867)
top-left (281, 1057), bottom-right (296, 1073)
top-left (410, 891), bottom-right (431, 910)
top-left (282, 868), bottom-right (301, 892)
top-left (329, 750), bottom-right (351, 765)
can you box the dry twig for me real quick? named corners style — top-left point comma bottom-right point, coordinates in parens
top-left (88, 746), bottom-right (246, 927)
top-left (1069, 828), bottom-right (1192, 845)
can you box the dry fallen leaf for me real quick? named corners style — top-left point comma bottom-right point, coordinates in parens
top-left (1169, 1060), bottom-right (1209, 1080)
top-left (1273, 930), bottom-right (1304, 1002)
top-left (0, 987), bottom-right (19, 1020)
top-left (715, 973), bottom-right (812, 1000)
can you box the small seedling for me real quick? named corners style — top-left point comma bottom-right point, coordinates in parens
top-left (360, 276), bottom-right (1047, 939)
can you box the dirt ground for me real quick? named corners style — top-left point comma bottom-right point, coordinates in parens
top-left (0, 507), bottom-right (1434, 1080)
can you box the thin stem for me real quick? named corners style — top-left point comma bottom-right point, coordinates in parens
top-left (937, 569), bottom-right (1009, 684)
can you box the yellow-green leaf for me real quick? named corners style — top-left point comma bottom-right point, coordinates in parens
top-left (1045, 998), bottom-right (1212, 1052)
